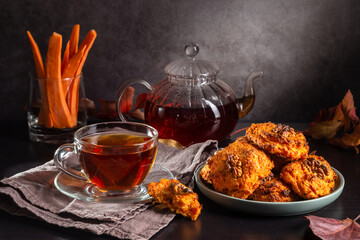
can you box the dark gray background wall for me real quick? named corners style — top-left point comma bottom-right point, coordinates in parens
top-left (1, 0), bottom-right (360, 123)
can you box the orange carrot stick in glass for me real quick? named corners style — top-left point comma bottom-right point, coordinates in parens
top-left (69, 30), bottom-right (97, 125)
top-left (61, 41), bottom-right (70, 74)
top-left (69, 24), bottom-right (80, 58)
top-left (26, 31), bottom-right (53, 128)
top-left (45, 32), bottom-right (74, 128)
top-left (61, 41), bottom-right (70, 96)
top-left (26, 31), bottom-right (45, 78)
top-left (62, 44), bottom-right (87, 79)
top-left (62, 45), bottom-right (86, 109)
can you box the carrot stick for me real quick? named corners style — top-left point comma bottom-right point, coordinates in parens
top-left (45, 32), bottom-right (74, 128)
top-left (62, 24), bottom-right (81, 111)
top-left (76, 30), bottom-right (97, 76)
top-left (61, 41), bottom-right (70, 73)
top-left (26, 31), bottom-right (45, 78)
top-left (62, 44), bottom-right (87, 79)
top-left (69, 30), bottom-right (97, 125)
top-left (69, 24), bottom-right (80, 58)
top-left (61, 45), bottom-right (86, 109)
top-left (61, 41), bottom-right (70, 96)
top-left (26, 31), bottom-right (53, 128)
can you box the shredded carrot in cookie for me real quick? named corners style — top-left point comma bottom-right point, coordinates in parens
top-left (148, 179), bottom-right (202, 221)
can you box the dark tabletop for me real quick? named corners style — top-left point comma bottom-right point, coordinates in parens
top-left (0, 121), bottom-right (359, 240)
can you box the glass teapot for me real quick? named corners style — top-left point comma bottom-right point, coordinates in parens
top-left (116, 42), bottom-right (263, 147)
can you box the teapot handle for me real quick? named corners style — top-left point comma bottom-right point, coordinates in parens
top-left (116, 79), bottom-right (153, 121)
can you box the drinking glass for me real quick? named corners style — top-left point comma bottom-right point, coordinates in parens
top-left (27, 73), bottom-right (87, 144)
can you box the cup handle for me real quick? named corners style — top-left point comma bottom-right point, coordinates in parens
top-left (53, 143), bottom-right (88, 181)
top-left (116, 78), bottom-right (152, 122)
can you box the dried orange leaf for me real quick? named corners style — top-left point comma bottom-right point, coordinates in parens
top-left (345, 108), bottom-right (359, 134)
top-left (340, 124), bottom-right (360, 147)
top-left (341, 90), bottom-right (355, 113)
top-left (348, 108), bottom-right (359, 122)
top-left (332, 104), bottom-right (345, 122)
top-left (306, 215), bottom-right (360, 240)
top-left (307, 90), bottom-right (360, 153)
top-left (308, 109), bottom-right (332, 130)
top-left (340, 90), bottom-right (358, 131)
top-left (308, 120), bottom-right (341, 139)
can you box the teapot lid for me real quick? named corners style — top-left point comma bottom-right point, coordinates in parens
top-left (164, 42), bottom-right (219, 80)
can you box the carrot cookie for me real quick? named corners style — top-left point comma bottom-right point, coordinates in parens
top-left (280, 155), bottom-right (338, 199)
top-left (246, 122), bottom-right (309, 161)
top-left (206, 137), bottom-right (274, 199)
top-left (249, 176), bottom-right (300, 202)
top-left (147, 178), bottom-right (202, 221)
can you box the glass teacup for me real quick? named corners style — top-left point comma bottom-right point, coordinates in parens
top-left (54, 121), bottom-right (158, 200)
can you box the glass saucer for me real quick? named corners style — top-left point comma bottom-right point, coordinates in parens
top-left (54, 164), bottom-right (174, 203)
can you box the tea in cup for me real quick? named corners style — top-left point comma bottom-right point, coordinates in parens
top-left (54, 121), bottom-right (158, 197)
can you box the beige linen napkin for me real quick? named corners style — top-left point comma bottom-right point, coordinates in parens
top-left (0, 140), bottom-right (217, 240)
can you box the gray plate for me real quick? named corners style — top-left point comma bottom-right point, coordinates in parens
top-left (194, 161), bottom-right (345, 216)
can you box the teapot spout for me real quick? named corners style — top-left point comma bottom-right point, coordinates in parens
top-left (236, 70), bottom-right (263, 118)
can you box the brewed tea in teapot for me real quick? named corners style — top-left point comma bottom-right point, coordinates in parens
top-left (117, 42), bottom-right (262, 146)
